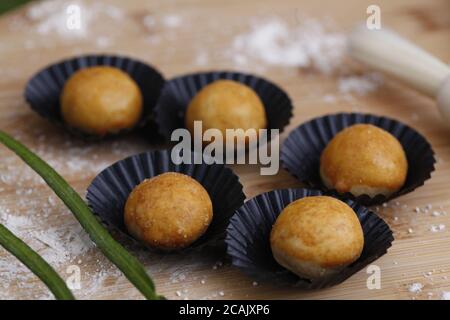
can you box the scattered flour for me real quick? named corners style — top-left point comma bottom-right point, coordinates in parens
top-left (441, 291), bottom-right (450, 300)
top-left (225, 16), bottom-right (383, 99)
top-left (408, 282), bottom-right (423, 294)
top-left (194, 51), bottom-right (209, 66)
top-left (142, 14), bottom-right (183, 31)
top-left (322, 94), bottom-right (337, 104)
top-left (338, 72), bottom-right (383, 96)
top-left (162, 15), bottom-right (182, 28)
top-left (228, 17), bottom-right (346, 74)
top-left (430, 224), bottom-right (446, 233)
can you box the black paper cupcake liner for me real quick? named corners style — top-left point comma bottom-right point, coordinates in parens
top-left (280, 113), bottom-right (436, 206)
top-left (25, 54), bottom-right (165, 139)
top-left (226, 188), bottom-right (394, 289)
top-left (153, 71), bottom-right (293, 144)
top-left (86, 149), bottom-right (245, 251)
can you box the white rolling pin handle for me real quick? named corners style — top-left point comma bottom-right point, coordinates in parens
top-left (437, 75), bottom-right (450, 122)
top-left (348, 25), bottom-right (450, 97)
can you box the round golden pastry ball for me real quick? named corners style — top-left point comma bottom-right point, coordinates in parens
top-left (124, 172), bottom-right (213, 250)
top-left (270, 196), bottom-right (364, 280)
top-left (320, 124), bottom-right (408, 197)
top-left (61, 66), bottom-right (143, 135)
top-left (185, 80), bottom-right (267, 144)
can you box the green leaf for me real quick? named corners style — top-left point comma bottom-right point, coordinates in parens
top-left (0, 223), bottom-right (75, 300)
top-left (0, 130), bottom-right (163, 300)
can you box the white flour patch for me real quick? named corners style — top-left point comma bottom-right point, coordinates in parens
top-left (162, 15), bottom-right (182, 28)
top-left (338, 73), bottom-right (383, 96)
top-left (430, 224), bottom-right (446, 232)
top-left (228, 17), bottom-right (346, 74)
top-left (408, 282), bottom-right (423, 294)
top-left (142, 14), bottom-right (183, 31)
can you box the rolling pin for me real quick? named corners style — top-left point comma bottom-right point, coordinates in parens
top-left (348, 25), bottom-right (450, 123)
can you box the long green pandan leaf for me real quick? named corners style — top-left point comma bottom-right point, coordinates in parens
top-left (0, 223), bottom-right (75, 300)
top-left (0, 130), bottom-right (163, 300)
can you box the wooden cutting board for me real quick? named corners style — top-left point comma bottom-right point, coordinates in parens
top-left (0, 0), bottom-right (449, 300)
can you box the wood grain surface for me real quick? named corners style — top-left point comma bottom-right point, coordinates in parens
top-left (0, 0), bottom-right (449, 300)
